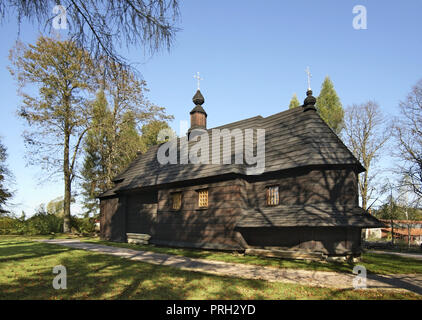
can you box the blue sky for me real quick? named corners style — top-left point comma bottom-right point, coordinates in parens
top-left (1, 0), bottom-right (421, 215)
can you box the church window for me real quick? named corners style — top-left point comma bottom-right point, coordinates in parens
top-left (198, 189), bottom-right (208, 208)
top-left (171, 192), bottom-right (182, 210)
top-left (266, 186), bottom-right (279, 206)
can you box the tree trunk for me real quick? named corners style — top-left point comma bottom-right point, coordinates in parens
top-left (361, 171), bottom-right (368, 210)
top-left (391, 219), bottom-right (395, 246)
top-left (63, 168), bottom-right (71, 233)
top-left (63, 100), bottom-right (72, 233)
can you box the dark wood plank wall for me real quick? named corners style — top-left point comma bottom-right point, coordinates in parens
top-left (101, 166), bottom-right (362, 254)
top-left (100, 196), bottom-right (127, 242)
top-left (239, 227), bottom-right (361, 255)
top-left (243, 167), bottom-right (359, 207)
top-left (100, 197), bottom-right (117, 240)
top-left (126, 192), bottom-right (158, 234)
top-left (99, 180), bottom-right (245, 248)
top-left (152, 180), bottom-right (245, 249)
top-left (236, 167), bottom-right (362, 254)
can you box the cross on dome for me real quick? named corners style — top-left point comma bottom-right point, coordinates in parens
top-left (305, 66), bottom-right (312, 91)
top-left (193, 72), bottom-right (203, 90)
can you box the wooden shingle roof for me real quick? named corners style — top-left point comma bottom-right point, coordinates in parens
top-left (100, 106), bottom-right (363, 197)
top-left (235, 205), bottom-right (385, 228)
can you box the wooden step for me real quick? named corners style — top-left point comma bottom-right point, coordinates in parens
top-left (126, 233), bottom-right (151, 244)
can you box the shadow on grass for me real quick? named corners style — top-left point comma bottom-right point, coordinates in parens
top-left (0, 238), bottom-right (420, 300)
top-left (0, 239), bottom-right (268, 299)
top-left (0, 241), bottom-right (72, 263)
top-left (362, 253), bottom-right (422, 275)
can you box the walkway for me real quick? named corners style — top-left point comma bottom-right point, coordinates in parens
top-left (40, 239), bottom-right (422, 295)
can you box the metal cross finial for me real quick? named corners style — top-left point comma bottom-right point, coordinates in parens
top-left (194, 72), bottom-right (203, 90)
top-left (305, 66), bottom-right (312, 91)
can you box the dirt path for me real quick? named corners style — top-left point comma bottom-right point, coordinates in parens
top-left (40, 239), bottom-right (422, 295)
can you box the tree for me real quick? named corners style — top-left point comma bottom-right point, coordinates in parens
top-left (316, 76), bottom-right (344, 134)
top-left (80, 70), bottom-right (172, 216)
top-left (393, 79), bottom-right (422, 198)
top-left (9, 36), bottom-right (98, 233)
top-left (378, 179), bottom-right (413, 245)
top-left (80, 91), bottom-right (109, 216)
top-left (46, 197), bottom-right (66, 218)
top-left (288, 93), bottom-right (301, 109)
top-left (343, 101), bottom-right (389, 210)
top-left (0, 0), bottom-right (180, 68)
top-left (377, 194), bottom-right (401, 245)
top-left (81, 107), bottom-right (143, 216)
top-left (396, 176), bottom-right (422, 246)
top-left (375, 177), bottom-right (422, 245)
top-left (139, 120), bottom-right (172, 153)
top-left (98, 62), bottom-right (172, 186)
top-left (0, 137), bottom-right (13, 213)
top-left (401, 206), bottom-right (420, 246)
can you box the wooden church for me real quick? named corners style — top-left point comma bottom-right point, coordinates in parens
top-left (99, 86), bottom-right (383, 257)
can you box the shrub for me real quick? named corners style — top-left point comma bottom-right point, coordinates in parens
top-left (71, 216), bottom-right (96, 234)
top-left (0, 216), bottom-right (27, 235)
top-left (0, 217), bottom-right (16, 234)
top-left (25, 213), bottom-right (63, 235)
top-left (0, 213), bottom-right (97, 236)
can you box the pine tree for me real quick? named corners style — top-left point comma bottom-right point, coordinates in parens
top-left (116, 111), bottom-right (143, 170)
top-left (316, 76), bottom-right (344, 134)
top-left (81, 90), bottom-right (110, 216)
top-left (80, 80), bottom-right (172, 216)
top-left (139, 120), bottom-right (173, 153)
top-left (288, 93), bottom-right (301, 109)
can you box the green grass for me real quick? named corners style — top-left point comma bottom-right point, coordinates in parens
top-left (82, 238), bottom-right (422, 276)
top-left (0, 236), bottom-right (420, 300)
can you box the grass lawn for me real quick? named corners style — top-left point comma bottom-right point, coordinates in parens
top-left (82, 238), bottom-right (422, 276)
top-left (0, 236), bottom-right (421, 300)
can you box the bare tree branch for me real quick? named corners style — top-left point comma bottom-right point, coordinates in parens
top-left (393, 79), bottom-right (422, 198)
top-left (1, 0), bottom-right (180, 70)
top-left (343, 101), bottom-right (389, 210)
